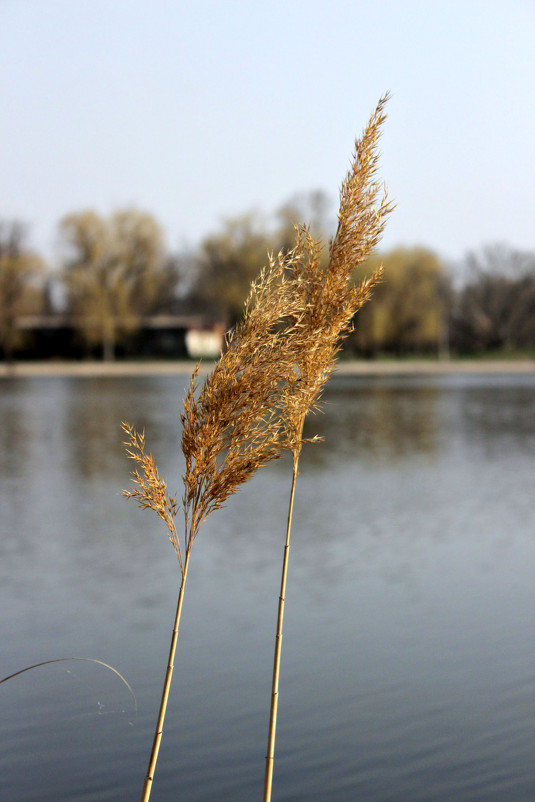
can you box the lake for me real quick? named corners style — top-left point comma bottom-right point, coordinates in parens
top-left (1, 371), bottom-right (534, 801)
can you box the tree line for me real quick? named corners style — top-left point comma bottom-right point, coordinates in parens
top-left (1, 195), bottom-right (534, 361)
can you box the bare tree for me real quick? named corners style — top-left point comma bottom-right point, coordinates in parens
top-left (451, 244), bottom-right (535, 353)
top-left (275, 189), bottom-right (334, 251)
top-left (0, 222), bottom-right (44, 362)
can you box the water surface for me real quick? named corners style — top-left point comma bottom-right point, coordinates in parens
top-left (1, 373), bottom-right (534, 801)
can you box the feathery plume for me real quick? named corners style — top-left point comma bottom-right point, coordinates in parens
top-left (123, 94), bottom-right (392, 802)
top-left (263, 95), bottom-right (393, 802)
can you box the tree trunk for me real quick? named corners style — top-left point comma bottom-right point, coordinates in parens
top-left (103, 335), bottom-right (115, 361)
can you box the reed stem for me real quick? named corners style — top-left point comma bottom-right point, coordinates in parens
top-left (263, 451), bottom-right (300, 802)
top-left (140, 547), bottom-right (191, 802)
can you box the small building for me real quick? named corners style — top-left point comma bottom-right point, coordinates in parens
top-left (14, 315), bottom-right (226, 360)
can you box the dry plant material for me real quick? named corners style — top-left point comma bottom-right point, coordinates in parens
top-left (263, 95), bottom-right (392, 802)
top-left (123, 243), bottom-right (314, 801)
top-left (123, 94), bottom-right (392, 802)
top-left (0, 657), bottom-right (137, 723)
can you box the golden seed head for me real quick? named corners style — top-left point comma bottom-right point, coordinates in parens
top-left (123, 96), bottom-right (392, 559)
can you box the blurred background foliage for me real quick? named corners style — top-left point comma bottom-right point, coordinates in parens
top-left (1, 193), bottom-right (534, 361)
top-left (0, 222), bottom-right (45, 362)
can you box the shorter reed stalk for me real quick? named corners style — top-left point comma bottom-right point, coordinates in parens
top-left (123, 247), bottom-right (310, 798)
top-left (140, 547), bottom-right (191, 802)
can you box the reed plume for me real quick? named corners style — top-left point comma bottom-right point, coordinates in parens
top-left (123, 240), bottom-right (316, 801)
top-left (124, 94), bottom-right (391, 802)
top-left (263, 94), bottom-right (392, 802)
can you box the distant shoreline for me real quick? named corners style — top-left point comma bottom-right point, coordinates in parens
top-left (1, 358), bottom-right (534, 379)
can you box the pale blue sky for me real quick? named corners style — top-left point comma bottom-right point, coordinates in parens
top-left (2, 0), bottom-right (534, 267)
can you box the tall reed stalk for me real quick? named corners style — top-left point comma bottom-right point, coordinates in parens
top-left (263, 96), bottom-right (392, 801)
top-left (124, 95), bottom-right (391, 802)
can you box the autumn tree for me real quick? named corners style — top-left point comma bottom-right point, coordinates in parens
top-left (0, 222), bottom-right (44, 362)
top-left (349, 247), bottom-right (451, 356)
top-left (61, 209), bottom-right (178, 360)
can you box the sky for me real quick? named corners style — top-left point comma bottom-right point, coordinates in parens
top-left (1, 0), bottom-right (534, 269)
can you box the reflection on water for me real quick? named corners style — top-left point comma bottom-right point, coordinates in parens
top-left (0, 372), bottom-right (534, 801)
top-left (458, 380), bottom-right (535, 453)
top-left (305, 378), bottom-right (442, 467)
